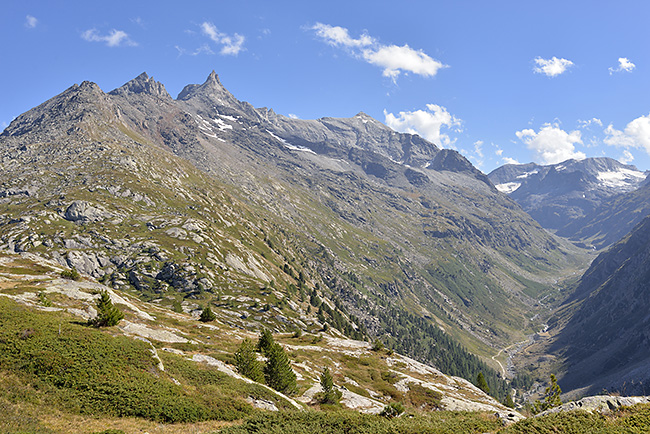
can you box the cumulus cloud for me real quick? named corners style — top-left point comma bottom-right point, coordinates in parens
top-left (384, 104), bottom-right (461, 147)
top-left (516, 123), bottom-right (585, 164)
top-left (604, 113), bottom-right (650, 154)
top-left (362, 44), bottom-right (447, 80)
top-left (201, 22), bottom-right (245, 55)
top-left (288, 113), bottom-right (300, 119)
top-left (81, 29), bottom-right (137, 47)
top-left (609, 57), bottom-right (636, 75)
top-left (312, 23), bottom-right (447, 81)
top-left (533, 56), bottom-right (574, 77)
top-left (25, 15), bottom-right (38, 29)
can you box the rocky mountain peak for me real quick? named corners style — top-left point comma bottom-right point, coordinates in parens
top-left (206, 70), bottom-right (221, 86)
top-left (176, 70), bottom-right (235, 104)
top-left (109, 72), bottom-right (171, 100)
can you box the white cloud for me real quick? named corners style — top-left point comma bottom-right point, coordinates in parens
top-left (503, 157), bottom-right (520, 165)
top-left (609, 57), bottom-right (636, 75)
top-left (312, 23), bottom-right (447, 81)
top-left (25, 15), bottom-right (38, 29)
top-left (516, 123), bottom-right (585, 164)
top-left (384, 104), bottom-right (461, 147)
top-left (201, 22), bottom-right (245, 55)
top-left (495, 148), bottom-right (504, 156)
top-left (533, 56), bottom-right (574, 77)
top-left (620, 150), bottom-right (635, 164)
top-left (312, 23), bottom-right (372, 48)
top-left (362, 44), bottom-right (447, 80)
top-left (288, 113), bottom-right (300, 119)
top-left (578, 118), bottom-right (603, 128)
top-left (81, 29), bottom-right (137, 47)
top-left (604, 113), bottom-right (650, 154)
top-left (473, 140), bottom-right (484, 158)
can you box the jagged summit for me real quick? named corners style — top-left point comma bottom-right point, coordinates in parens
top-left (176, 70), bottom-right (235, 104)
top-left (110, 72), bottom-right (171, 100)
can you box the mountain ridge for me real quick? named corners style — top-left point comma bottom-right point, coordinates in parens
top-left (0, 71), bottom-right (591, 406)
top-left (488, 157), bottom-right (648, 247)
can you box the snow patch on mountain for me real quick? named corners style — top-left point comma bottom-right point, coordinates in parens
top-left (495, 182), bottom-right (521, 194)
top-left (267, 130), bottom-right (317, 154)
top-left (597, 168), bottom-right (647, 189)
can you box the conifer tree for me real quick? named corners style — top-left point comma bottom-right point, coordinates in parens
top-left (199, 305), bottom-right (216, 322)
top-left (257, 328), bottom-right (275, 355)
top-left (264, 342), bottom-right (296, 393)
top-left (534, 374), bottom-right (562, 413)
top-left (90, 290), bottom-right (124, 327)
top-left (319, 367), bottom-right (338, 404)
top-left (476, 372), bottom-right (490, 394)
top-left (234, 338), bottom-right (264, 382)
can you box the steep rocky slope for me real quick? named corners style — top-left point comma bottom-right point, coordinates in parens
top-left (0, 251), bottom-right (520, 433)
top-left (0, 72), bottom-right (590, 399)
top-left (557, 179), bottom-right (650, 249)
top-left (548, 214), bottom-right (650, 395)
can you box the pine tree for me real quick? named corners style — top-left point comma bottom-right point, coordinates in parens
top-left (264, 342), bottom-right (296, 393)
top-left (257, 328), bottom-right (275, 355)
top-left (90, 290), bottom-right (124, 327)
top-left (534, 374), bottom-right (562, 413)
top-left (199, 305), bottom-right (216, 322)
top-left (476, 372), bottom-right (490, 394)
top-left (234, 338), bottom-right (264, 382)
top-left (319, 367), bottom-right (338, 404)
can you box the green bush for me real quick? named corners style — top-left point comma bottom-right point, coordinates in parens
top-left (0, 297), bottom-right (248, 423)
top-left (60, 268), bottom-right (81, 281)
top-left (380, 402), bottom-right (405, 419)
top-left (219, 410), bottom-right (502, 434)
top-left (199, 305), bottom-right (217, 322)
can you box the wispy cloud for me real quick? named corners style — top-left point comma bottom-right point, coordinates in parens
top-left (175, 44), bottom-right (214, 56)
top-left (609, 57), bottom-right (636, 75)
top-left (578, 118), bottom-right (603, 128)
top-left (502, 156), bottom-right (520, 165)
top-left (311, 23), bottom-right (447, 81)
top-left (604, 113), bottom-right (650, 154)
top-left (81, 29), bottom-right (137, 47)
top-left (619, 150), bottom-right (635, 164)
top-left (384, 104), bottom-right (461, 147)
top-left (201, 22), bottom-right (245, 55)
top-left (516, 123), bottom-right (585, 164)
top-left (25, 15), bottom-right (38, 29)
top-left (533, 56), bottom-right (574, 77)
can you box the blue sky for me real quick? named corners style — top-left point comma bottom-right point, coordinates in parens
top-left (3, 0), bottom-right (650, 173)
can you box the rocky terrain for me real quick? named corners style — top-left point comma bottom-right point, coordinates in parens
top-left (488, 158), bottom-right (648, 248)
top-left (0, 251), bottom-right (522, 433)
top-left (0, 71), bottom-right (591, 377)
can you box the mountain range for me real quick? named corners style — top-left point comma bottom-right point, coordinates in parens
top-left (488, 158), bottom-right (649, 249)
top-left (5, 70), bottom-right (650, 431)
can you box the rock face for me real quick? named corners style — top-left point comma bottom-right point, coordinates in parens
top-left (63, 201), bottom-right (113, 223)
top-left (538, 396), bottom-right (650, 417)
top-left (551, 215), bottom-right (650, 395)
top-left (488, 158), bottom-right (648, 247)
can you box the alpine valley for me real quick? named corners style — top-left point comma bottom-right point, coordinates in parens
top-left (2, 71), bottom-right (650, 434)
